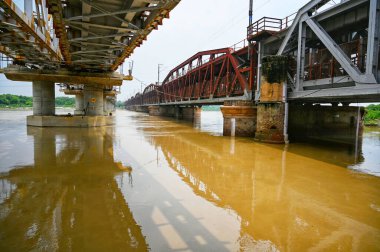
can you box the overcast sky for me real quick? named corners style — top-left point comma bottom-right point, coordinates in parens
top-left (0, 0), bottom-right (307, 100)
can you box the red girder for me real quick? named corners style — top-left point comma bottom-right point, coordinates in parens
top-left (125, 44), bottom-right (257, 106)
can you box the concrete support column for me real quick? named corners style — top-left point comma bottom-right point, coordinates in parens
top-left (193, 106), bottom-right (202, 128)
top-left (135, 105), bottom-right (148, 113)
top-left (254, 55), bottom-right (288, 143)
top-left (220, 101), bottom-right (257, 137)
top-left (148, 105), bottom-right (161, 116)
top-left (181, 106), bottom-right (202, 121)
top-left (255, 103), bottom-right (285, 143)
top-left (32, 81), bottom-right (55, 116)
top-left (74, 93), bottom-right (84, 115)
top-left (83, 84), bottom-right (104, 116)
top-left (181, 106), bottom-right (196, 121)
top-left (103, 96), bottom-right (115, 115)
top-left (288, 103), bottom-right (364, 145)
top-left (194, 106), bottom-right (202, 117)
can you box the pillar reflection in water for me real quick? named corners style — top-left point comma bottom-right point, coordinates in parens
top-left (0, 127), bottom-right (147, 251)
top-left (142, 121), bottom-right (380, 251)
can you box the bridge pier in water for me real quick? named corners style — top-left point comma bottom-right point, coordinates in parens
top-left (27, 81), bottom-right (114, 127)
top-left (220, 101), bottom-right (257, 137)
top-left (148, 105), bottom-right (202, 121)
top-left (74, 93), bottom-right (84, 115)
top-left (31, 81), bottom-right (56, 116)
top-left (83, 84), bottom-right (104, 116)
top-left (288, 103), bottom-right (364, 145)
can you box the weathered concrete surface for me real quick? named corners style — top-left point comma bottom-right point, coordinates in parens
top-left (84, 84), bottom-right (104, 116)
top-left (126, 105), bottom-right (149, 113)
top-left (27, 115), bottom-right (114, 127)
top-left (74, 93), bottom-right (84, 115)
top-left (221, 101), bottom-right (257, 137)
top-left (104, 96), bottom-right (116, 115)
top-left (255, 102), bottom-right (285, 144)
top-left (32, 81), bottom-right (55, 116)
top-left (181, 107), bottom-right (202, 121)
top-left (147, 105), bottom-right (202, 121)
top-left (260, 81), bottom-right (283, 102)
top-left (148, 105), bottom-right (161, 116)
top-left (288, 104), bottom-right (364, 144)
top-left (3, 66), bottom-right (124, 86)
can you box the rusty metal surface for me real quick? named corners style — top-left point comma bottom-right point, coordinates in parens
top-left (126, 45), bottom-right (256, 106)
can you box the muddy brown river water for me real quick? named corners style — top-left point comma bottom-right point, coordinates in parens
top-left (0, 110), bottom-right (379, 251)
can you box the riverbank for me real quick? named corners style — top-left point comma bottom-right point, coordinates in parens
top-left (364, 119), bottom-right (380, 126)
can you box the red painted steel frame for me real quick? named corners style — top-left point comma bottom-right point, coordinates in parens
top-left (126, 45), bottom-right (256, 106)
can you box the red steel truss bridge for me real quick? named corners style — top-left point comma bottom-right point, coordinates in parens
top-left (137, 42), bottom-right (256, 106)
top-left (126, 0), bottom-right (380, 107)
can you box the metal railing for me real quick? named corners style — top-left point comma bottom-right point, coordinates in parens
top-left (230, 39), bottom-right (248, 52)
top-left (247, 12), bottom-right (296, 39)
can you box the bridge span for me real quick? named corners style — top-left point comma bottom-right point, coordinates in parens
top-left (0, 0), bottom-right (180, 126)
top-left (126, 0), bottom-right (380, 144)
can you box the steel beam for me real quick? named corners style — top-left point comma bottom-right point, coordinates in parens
top-left (296, 19), bottom-right (306, 91)
top-left (69, 41), bottom-right (126, 48)
top-left (313, 0), bottom-right (368, 22)
top-left (277, 0), bottom-right (329, 55)
top-left (305, 17), bottom-right (377, 84)
top-left (65, 20), bottom-right (138, 32)
top-left (288, 83), bottom-right (380, 102)
top-left (65, 6), bottom-right (162, 22)
top-left (71, 48), bottom-right (121, 55)
top-left (69, 32), bottom-right (133, 42)
top-left (366, 0), bottom-right (380, 81)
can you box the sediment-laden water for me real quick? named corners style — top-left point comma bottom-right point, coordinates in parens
top-left (0, 110), bottom-right (379, 251)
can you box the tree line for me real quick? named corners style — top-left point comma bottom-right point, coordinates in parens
top-left (0, 94), bottom-right (75, 107)
top-left (364, 104), bottom-right (380, 125)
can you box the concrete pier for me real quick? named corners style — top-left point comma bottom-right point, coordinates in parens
top-left (181, 106), bottom-right (202, 121)
top-left (148, 105), bottom-right (161, 116)
top-left (254, 56), bottom-right (287, 143)
top-left (220, 101), bottom-right (257, 137)
top-left (255, 102), bottom-right (285, 143)
top-left (148, 105), bottom-right (202, 121)
top-left (27, 83), bottom-right (114, 127)
top-left (104, 96), bottom-right (116, 115)
top-left (32, 81), bottom-right (55, 116)
top-left (84, 84), bottom-right (104, 116)
top-left (74, 93), bottom-right (84, 115)
top-left (288, 103), bottom-right (364, 145)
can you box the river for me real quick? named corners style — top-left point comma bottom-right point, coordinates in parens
top-left (0, 110), bottom-right (379, 251)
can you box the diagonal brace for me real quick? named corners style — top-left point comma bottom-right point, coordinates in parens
top-left (305, 18), bottom-right (377, 84)
top-left (277, 0), bottom-right (329, 55)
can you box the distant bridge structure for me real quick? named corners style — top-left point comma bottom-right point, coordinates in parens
top-left (126, 0), bottom-right (380, 144)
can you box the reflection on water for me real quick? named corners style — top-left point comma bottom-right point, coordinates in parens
top-left (0, 110), bottom-right (380, 251)
top-left (0, 121), bottom-right (147, 251)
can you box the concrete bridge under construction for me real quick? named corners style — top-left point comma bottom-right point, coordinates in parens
top-left (0, 0), bottom-right (180, 126)
top-left (126, 0), bottom-right (380, 144)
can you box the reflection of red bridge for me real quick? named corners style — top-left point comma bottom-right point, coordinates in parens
top-left (132, 44), bottom-right (256, 106)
